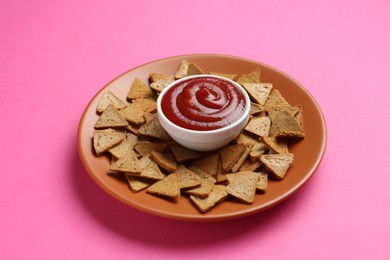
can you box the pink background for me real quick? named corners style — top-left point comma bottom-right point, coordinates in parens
top-left (1, 0), bottom-right (389, 259)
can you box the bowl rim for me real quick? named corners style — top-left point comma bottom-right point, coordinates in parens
top-left (156, 74), bottom-right (251, 135)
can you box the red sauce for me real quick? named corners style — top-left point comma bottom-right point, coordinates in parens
top-left (161, 76), bottom-right (246, 131)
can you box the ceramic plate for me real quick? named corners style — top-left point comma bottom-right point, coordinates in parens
top-left (78, 54), bottom-right (327, 221)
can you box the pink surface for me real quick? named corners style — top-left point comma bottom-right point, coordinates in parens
top-left (1, 0), bottom-right (389, 259)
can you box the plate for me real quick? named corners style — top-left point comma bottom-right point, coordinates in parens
top-left (77, 54), bottom-right (327, 221)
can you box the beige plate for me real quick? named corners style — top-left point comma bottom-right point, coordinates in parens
top-left (78, 54), bottom-right (327, 221)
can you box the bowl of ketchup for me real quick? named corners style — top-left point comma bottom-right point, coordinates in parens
top-left (157, 74), bottom-right (251, 151)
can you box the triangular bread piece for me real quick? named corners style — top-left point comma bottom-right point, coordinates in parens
top-left (149, 73), bottom-right (175, 93)
top-left (230, 145), bottom-right (251, 173)
top-left (149, 73), bottom-right (175, 83)
top-left (124, 174), bottom-right (155, 192)
top-left (150, 150), bottom-right (177, 172)
top-left (235, 68), bottom-right (261, 85)
top-left (190, 185), bottom-right (228, 213)
top-left (260, 153), bottom-right (294, 180)
top-left (242, 83), bottom-right (273, 105)
top-left (134, 142), bottom-right (167, 156)
top-left (118, 103), bottom-right (146, 125)
top-left (94, 105), bottom-right (128, 129)
top-left (289, 105), bottom-right (304, 127)
top-left (215, 158), bottom-right (228, 183)
top-left (186, 62), bottom-right (205, 76)
top-left (175, 59), bottom-right (190, 79)
top-left (146, 173), bottom-right (181, 198)
top-left (109, 133), bottom-right (139, 159)
top-left (93, 128), bottom-right (127, 156)
top-left (188, 153), bottom-right (220, 177)
top-left (133, 98), bottom-right (157, 114)
top-left (250, 102), bottom-right (264, 115)
top-left (264, 89), bottom-right (291, 110)
top-left (244, 116), bottom-right (271, 137)
top-left (219, 143), bottom-right (246, 171)
top-left (175, 165), bottom-right (202, 189)
top-left (256, 171), bottom-right (268, 192)
top-left (268, 108), bottom-right (305, 138)
top-left (170, 146), bottom-right (202, 163)
top-left (127, 78), bottom-right (155, 100)
top-left (185, 166), bottom-right (216, 197)
top-left (133, 154), bottom-right (165, 180)
top-left (96, 91), bottom-right (127, 113)
top-left (249, 142), bottom-right (267, 160)
top-left (238, 158), bottom-right (262, 172)
top-left (226, 172), bottom-right (259, 203)
top-left (236, 131), bottom-right (262, 147)
top-left (109, 151), bottom-right (142, 173)
top-left (261, 136), bottom-right (289, 154)
top-left (138, 114), bottom-right (171, 140)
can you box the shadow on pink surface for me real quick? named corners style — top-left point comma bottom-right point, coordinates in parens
top-left (72, 139), bottom-right (321, 248)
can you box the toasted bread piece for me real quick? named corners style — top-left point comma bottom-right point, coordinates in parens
top-left (268, 107), bottom-right (305, 138)
top-left (290, 105), bottom-right (304, 127)
top-left (175, 59), bottom-right (190, 79)
top-left (150, 150), bottom-right (177, 172)
top-left (93, 128), bottom-right (127, 156)
top-left (190, 185), bottom-right (228, 213)
top-left (127, 78), bottom-right (155, 100)
top-left (261, 136), bottom-right (289, 154)
top-left (119, 99), bottom-right (156, 125)
top-left (238, 158), bottom-right (262, 172)
top-left (244, 116), bottom-right (271, 137)
top-left (226, 172), bottom-right (259, 204)
top-left (109, 133), bottom-right (140, 159)
top-left (149, 73), bottom-right (175, 93)
top-left (131, 154), bottom-right (165, 180)
top-left (242, 82), bottom-right (273, 105)
top-left (125, 174), bottom-right (155, 192)
top-left (235, 68), bottom-right (261, 85)
top-left (188, 153), bottom-right (220, 178)
top-left (138, 114), bottom-right (171, 140)
top-left (249, 142), bottom-right (267, 161)
top-left (134, 142), bottom-right (167, 156)
top-left (260, 153), bottom-right (294, 180)
top-left (150, 80), bottom-right (173, 93)
top-left (118, 104), bottom-right (145, 125)
top-left (264, 89), bottom-right (291, 110)
top-left (216, 158), bottom-right (228, 183)
top-left (209, 72), bottom-right (237, 81)
top-left (175, 165), bottom-right (202, 189)
top-left (170, 146), bottom-right (202, 163)
top-left (219, 143), bottom-right (246, 171)
top-left (256, 171), bottom-right (268, 192)
top-left (236, 131), bottom-right (262, 147)
top-left (125, 122), bottom-right (141, 136)
top-left (185, 166), bottom-right (216, 197)
top-left (250, 102), bottom-right (264, 115)
top-left (133, 98), bottom-right (157, 114)
top-left (146, 173), bottom-right (181, 198)
top-left (97, 91), bottom-right (127, 113)
top-left (186, 62), bottom-right (205, 76)
top-left (149, 73), bottom-right (175, 83)
top-left (94, 105), bottom-right (128, 129)
top-left (109, 151), bottom-right (142, 173)
top-left (230, 145), bottom-right (251, 173)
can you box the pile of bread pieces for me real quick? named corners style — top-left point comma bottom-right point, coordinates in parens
top-left (92, 60), bottom-right (305, 213)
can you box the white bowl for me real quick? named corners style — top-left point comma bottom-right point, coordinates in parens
top-left (157, 74), bottom-right (251, 151)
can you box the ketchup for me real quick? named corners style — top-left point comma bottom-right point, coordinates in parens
top-left (161, 77), bottom-right (246, 131)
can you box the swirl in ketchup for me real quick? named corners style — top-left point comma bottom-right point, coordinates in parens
top-left (161, 76), bottom-right (247, 131)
